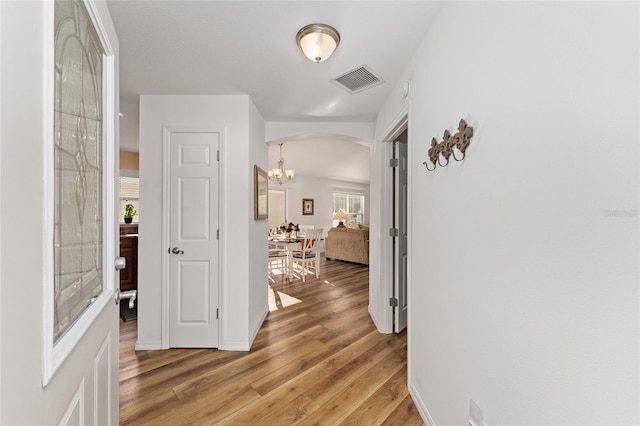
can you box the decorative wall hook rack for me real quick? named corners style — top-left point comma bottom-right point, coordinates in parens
top-left (423, 118), bottom-right (473, 171)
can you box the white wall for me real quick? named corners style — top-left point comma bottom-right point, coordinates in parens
top-left (248, 101), bottom-right (269, 341)
top-left (269, 176), bottom-right (370, 238)
top-left (373, 2), bottom-right (639, 424)
top-left (138, 95), bottom-right (267, 350)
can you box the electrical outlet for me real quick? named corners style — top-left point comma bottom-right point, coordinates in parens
top-left (469, 399), bottom-right (486, 426)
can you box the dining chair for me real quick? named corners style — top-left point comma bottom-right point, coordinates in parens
top-left (268, 247), bottom-right (289, 281)
top-left (291, 229), bottom-right (323, 282)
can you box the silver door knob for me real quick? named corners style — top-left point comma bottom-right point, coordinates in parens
top-left (116, 289), bottom-right (137, 309)
top-left (171, 247), bottom-right (184, 254)
top-left (115, 256), bottom-right (126, 270)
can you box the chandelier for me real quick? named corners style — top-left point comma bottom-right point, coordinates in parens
top-left (269, 143), bottom-right (295, 185)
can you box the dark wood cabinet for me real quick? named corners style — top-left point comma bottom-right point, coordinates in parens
top-left (119, 235), bottom-right (138, 292)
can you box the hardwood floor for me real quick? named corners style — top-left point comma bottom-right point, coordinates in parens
top-left (119, 257), bottom-right (424, 425)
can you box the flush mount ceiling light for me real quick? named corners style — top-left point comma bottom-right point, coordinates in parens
top-left (296, 23), bottom-right (340, 63)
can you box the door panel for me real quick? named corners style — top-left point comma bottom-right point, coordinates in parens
top-left (180, 178), bottom-right (211, 239)
top-left (178, 261), bottom-right (211, 323)
top-left (168, 130), bottom-right (220, 348)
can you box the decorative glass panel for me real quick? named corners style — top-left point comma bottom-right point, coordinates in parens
top-left (53, 0), bottom-right (105, 342)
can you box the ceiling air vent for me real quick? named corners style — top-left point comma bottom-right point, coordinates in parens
top-left (331, 65), bottom-right (384, 94)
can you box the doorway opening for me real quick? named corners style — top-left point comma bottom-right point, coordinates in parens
top-left (268, 189), bottom-right (287, 233)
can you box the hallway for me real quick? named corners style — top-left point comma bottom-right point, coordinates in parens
top-left (119, 257), bottom-right (423, 425)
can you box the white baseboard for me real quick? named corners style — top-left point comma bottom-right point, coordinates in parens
top-left (220, 341), bottom-right (251, 351)
top-left (220, 306), bottom-right (268, 351)
top-left (368, 304), bottom-right (392, 334)
top-left (249, 306), bottom-right (268, 348)
top-left (409, 379), bottom-right (436, 426)
top-left (134, 340), bottom-right (162, 351)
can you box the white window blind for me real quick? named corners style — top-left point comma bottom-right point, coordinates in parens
top-left (120, 176), bottom-right (139, 223)
top-left (332, 192), bottom-right (365, 225)
top-left (120, 176), bottom-right (139, 200)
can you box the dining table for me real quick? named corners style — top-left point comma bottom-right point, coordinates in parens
top-left (268, 235), bottom-right (303, 282)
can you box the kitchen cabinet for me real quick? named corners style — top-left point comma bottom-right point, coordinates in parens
top-left (119, 235), bottom-right (138, 292)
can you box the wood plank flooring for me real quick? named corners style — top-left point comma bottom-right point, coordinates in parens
top-left (119, 257), bottom-right (424, 425)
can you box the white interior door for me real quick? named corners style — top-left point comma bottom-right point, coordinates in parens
top-left (167, 129), bottom-right (220, 347)
top-left (393, 139), bottom-right (408, 332)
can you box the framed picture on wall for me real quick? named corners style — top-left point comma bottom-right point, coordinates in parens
top-left (302, 198), bottom-right (314, 215)
top-left (254, 165), bottom-right (268, 220)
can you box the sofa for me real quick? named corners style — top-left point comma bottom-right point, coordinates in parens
top-left (325, 226), bottom-right (369, 265)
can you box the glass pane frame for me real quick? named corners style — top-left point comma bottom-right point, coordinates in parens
top-left (332, 192), bottom-right (366, 227)
top-left (332, 192), bottom-right (365, 215)
top-left (43, 0), bottom-right (116, 385)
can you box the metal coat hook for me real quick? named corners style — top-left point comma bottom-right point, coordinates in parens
top-left (452, 119), bottom-right (473, 161)
top-left (423, 118), bottom-right (474, 171)
top-left (423, 138), bottom-right (438, 171)
top-left (438, 129), bottom-right (452, 167)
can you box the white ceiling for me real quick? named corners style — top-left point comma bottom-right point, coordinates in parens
top-left (107, 0), bottom-right (442, 181)
top-left (268, 138), bottom-right (370, 183)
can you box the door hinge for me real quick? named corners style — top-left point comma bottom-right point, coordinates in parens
top-left (216, 308), bottom-right (219, 319)
top-left (217, 150), bottom-right (220, 161)
top-left (389, 298), bottom-right (398, 307)
top-left (217, 229), bottom-right (220, 240)
top-left (389, 158), bottom-right (399, 168)
top-left (389, 228), bottom-right (398, 237)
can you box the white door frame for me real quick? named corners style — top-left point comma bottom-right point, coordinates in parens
top-left (393, 137), bottom-right (409, 332)
top-left (161, 125), bottom-right (223, 349)
top-left (379, 110), bottom-right (410, 333)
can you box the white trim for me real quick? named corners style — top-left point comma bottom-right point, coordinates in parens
top-left (381, 141), bottom-right (394, 334)
top-left (0, 0), bottom-right (3, 416)
top-left (408, 380), bottom-right (435, 426)
top-left (250, 307), bottom-right (268, 348)
top-left (58, 379), bottom-right (85, 426)
top-left (134, 340), bottom-right (163, 351)
top-left (161, 125), bottom-right (223, 349)
top-left (0, 0), bottom-right (4, 419)
top-left (374, 108), bottom-right (409, 335)
top-left (43, 0), bottom-right (116, 385)
top-left (405, 102), bottom-right (414, 377)
top-left (161, 127), bottom-right (171, 349)
top-left (93, 333), bottom-right (111, 426)
top-left (330, 187), bottom-right (367, 195)
top-left (367, 304), bottom-right (383, 331)
top-left (380, 105), bottom-right (410, 143)
top-left (220, 307), bottom-right (267, 351)
top-left (220, 340), bottom-right (252, 351)
top-left (84, 0), bottom-right (113, 56)
top-left (218, 128), bottom-right (226, 350)
top-left (42, 0), bottom-right (55, 387)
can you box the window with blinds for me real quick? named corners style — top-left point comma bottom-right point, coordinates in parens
top-left (120, 176), bottom-right (139, 223)
top-left (332, 192), bottom-right (365, 225)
